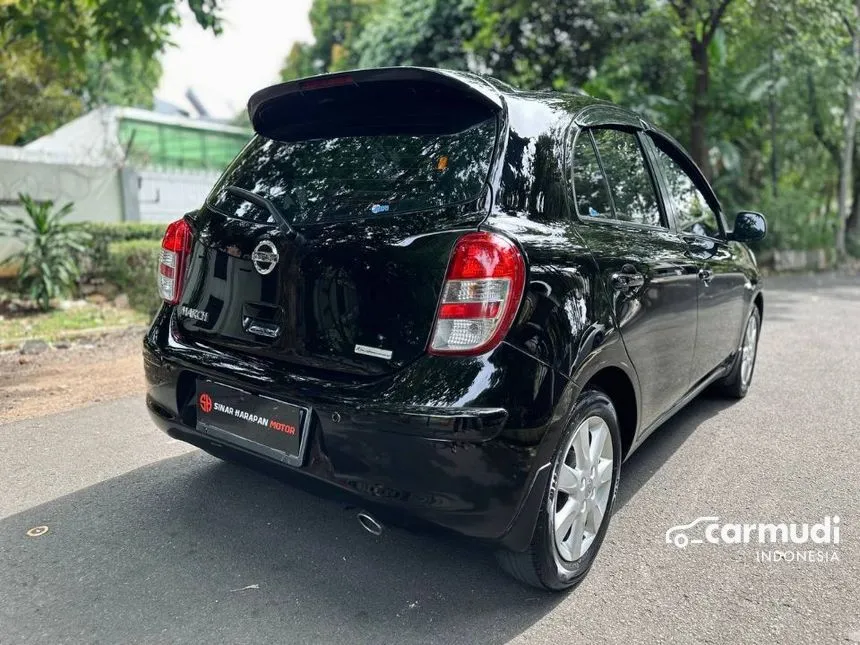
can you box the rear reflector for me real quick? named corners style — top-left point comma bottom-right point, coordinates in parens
top-left (429, 232), bottom-right (525, 356)
top-left (158, 218), bottom-right (192, 305)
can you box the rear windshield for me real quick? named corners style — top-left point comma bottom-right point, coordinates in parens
top-left (206, 116), bottom-right (497, 225)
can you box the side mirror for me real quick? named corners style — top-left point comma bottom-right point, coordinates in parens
top-left (729, 211), bottom-right (767, 243)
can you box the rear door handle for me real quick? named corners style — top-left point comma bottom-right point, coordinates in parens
top-left (610, 270), bottom-right (645, 292)
top-left (698, 268), bottom-right (714, 284)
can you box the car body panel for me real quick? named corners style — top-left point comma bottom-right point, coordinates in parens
top-left (143, 67), bottom-right (763, 552)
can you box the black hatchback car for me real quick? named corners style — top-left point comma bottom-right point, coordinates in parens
top-left (144, 67), bottom-right (766, 590)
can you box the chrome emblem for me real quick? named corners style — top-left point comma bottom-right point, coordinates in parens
top-left (251, 240), bottom-right (279, 275)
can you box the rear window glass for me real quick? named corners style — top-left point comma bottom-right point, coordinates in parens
top-left (207, 117), bottom-right (497, 225)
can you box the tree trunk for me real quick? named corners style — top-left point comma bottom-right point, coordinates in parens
top-left (769, 46), bottom-right (779, 196)
top-left (836, 0), bottom-right (860, 256)
top-left (848, 140), bottom-right (860, 242)
top-left (690, 39), bottom-right (712, 180)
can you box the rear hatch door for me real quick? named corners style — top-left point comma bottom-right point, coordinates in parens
top-left (176, 69), bottom-right (502, 378)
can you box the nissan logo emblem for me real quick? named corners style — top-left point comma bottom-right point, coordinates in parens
top-left (252, 240), bottom-right (279, 275)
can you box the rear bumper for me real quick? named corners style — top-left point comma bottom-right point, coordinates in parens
top-left (143, 308), bottom-right (568, 549)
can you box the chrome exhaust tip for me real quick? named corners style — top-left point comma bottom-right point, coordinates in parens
top-left (357, 511), bottom-right (383, 536)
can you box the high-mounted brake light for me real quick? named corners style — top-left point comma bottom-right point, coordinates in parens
top-left (429, 232), bottom-right (526, 356)
top-left (299, 74), bottom-right (355, 92)
top-left (158, 218), bottom-right (192, 305)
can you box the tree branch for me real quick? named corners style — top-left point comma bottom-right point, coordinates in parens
top-left (668, 0), bottom-right (689, 24)
top-left (704, 0), bottom-right (734, 44)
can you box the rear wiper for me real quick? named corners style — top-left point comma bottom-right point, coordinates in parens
top-left (225, 185), bottom-right (301, 242)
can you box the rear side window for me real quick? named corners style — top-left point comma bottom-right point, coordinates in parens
top-left (591, 129), bottom-right (664, 228)
top-left (572, 132), bottom-right (613, 219)
top-left (207, 117), bottom-right (497, 225)
top-left (650, 141), bottom-right (721, 238)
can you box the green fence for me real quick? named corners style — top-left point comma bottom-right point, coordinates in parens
top-left (118, 118), bottom-right (250, 171)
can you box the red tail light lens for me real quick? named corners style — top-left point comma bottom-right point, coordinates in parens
top-left (429, 232), bottom-right (526, 356)
top-left (158, 218), bottom-right (192, 305)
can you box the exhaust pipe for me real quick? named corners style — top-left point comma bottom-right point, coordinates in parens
top-left (357, 511), bottom-right (383, 536)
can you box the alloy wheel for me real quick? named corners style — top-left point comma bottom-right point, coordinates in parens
top-left (740, 315), bottom-right (758, 387)
top-left (551, 416), bottom-right (614, 561)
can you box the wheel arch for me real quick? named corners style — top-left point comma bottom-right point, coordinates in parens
top-left (577, 365), bottom-right (638, 460)
top-left (754, 291), bottom-right (764, 321)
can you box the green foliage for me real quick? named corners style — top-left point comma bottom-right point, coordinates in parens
top-left (470, 0), bottom-right (642, 91)
top-left (80, 49), bottom-right (162, 112)
top-left (281, 0), bottom-right (381, 81)
top-left (78, 222), bottom-right (166, 277)
top-left (281, 42), bottom-right (318, 81)
top-left (0, 0), bottom-right (221, 144)
top-left (753, 186), bottom-right (840, 250)
top-left (0, 195), bottom-right (90, 311)
top-left (278, 0), bottom-right (859, 254)
top-left (1, 0), bottom-right (223, 67)
top-left (356, 0), bottom-right (476, 69)
top-left (0, 40), bottom-right (84, 145)
top-left (104, 240), bottom-right (163, 315)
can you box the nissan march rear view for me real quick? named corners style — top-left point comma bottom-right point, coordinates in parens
top-left (144, 67), bottom-right (766, 590)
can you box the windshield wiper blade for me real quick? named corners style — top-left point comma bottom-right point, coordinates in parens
top-left (225, 185), bottom-right (300, 242)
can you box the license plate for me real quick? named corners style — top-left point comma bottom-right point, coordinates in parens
top-left (195, 380), bottom-right (310, 467)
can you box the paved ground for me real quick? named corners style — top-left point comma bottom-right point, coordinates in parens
top-left (1, 273), bottom-right (858, 644)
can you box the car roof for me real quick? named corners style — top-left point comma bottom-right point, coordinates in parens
top-left (252, 66), bottom-right (647, 139)
top-left (412, 68), bottom-right (684, 145)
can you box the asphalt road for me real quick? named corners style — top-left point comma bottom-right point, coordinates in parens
top-left (1, 273), bottom-right (859, 645)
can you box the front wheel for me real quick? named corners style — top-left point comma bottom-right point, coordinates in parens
top-left (717, 307), bottom-right (761, 399)
top-left (496, 388), bottom-right (621, 591)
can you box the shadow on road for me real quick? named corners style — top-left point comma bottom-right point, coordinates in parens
top-left (614, 392), bottom-right (732, 511)
top-left (1, 450), bottom-right (563, 644)
top-left (0, 390), bottom-right (742, 644)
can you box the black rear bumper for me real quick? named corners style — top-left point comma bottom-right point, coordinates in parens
top-left (143, 307), bottom-right (569, 550)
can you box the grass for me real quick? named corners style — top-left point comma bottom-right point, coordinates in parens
top-left (0, 302), bottom-right (149, 345)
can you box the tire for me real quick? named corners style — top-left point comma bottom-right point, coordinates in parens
top-left (496, 388), bottom-right (622, 591)
top-left (717, 306), bottom-right (761, 399)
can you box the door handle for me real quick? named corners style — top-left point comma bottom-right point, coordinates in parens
top-left (610, 270), bottom-right (645, 293)
top-left (698, 268), bottom-right (714, 284)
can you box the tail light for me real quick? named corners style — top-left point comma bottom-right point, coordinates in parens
top-left (429, 232), bottom-right (526, 356)
top-left (158, 218), bottom-right (192, 304)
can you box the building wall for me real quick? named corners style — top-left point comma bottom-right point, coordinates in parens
top-left (135, 168), bottom-right (221, 223)
top-left (0, 156), bottom-right (122, 263)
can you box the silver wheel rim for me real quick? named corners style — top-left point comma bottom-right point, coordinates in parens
top-left (740, 315), bottom-right (758, 387)
top-left (551, 416), bottom-right (614, 562)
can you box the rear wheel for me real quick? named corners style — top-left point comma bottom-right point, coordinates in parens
top-left (718, 307), bottom-right (761, 398)
top-left (496, 389), bottom-right (621, 590)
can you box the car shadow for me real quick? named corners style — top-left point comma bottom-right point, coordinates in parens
top-left (0, 449), bottom-right (564, 645)
top-left (1, 392), bottom-right (740, 645)
top-left (613, 392), bottom-right (733, 512)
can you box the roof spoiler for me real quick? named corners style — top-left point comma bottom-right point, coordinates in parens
top-left (247, 67), bottom-right (504, 142)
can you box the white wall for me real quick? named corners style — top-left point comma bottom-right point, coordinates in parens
top-left (0, 155), bottom-right (123, 263)
top-left (136, 169), bottom-right (220, 223)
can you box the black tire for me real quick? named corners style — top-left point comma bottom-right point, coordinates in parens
top-left (717, 306), bottom-right (761, 399)
top-left (496, 388), bottom-right (622, 591)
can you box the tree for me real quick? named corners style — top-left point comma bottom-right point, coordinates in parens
top-left (0, 0), bottom-right (221, 144)
top-left (0, 41), bottom-right (84, 144)
top-left (356, 0), bottom-right (476, 70)
top-left (836, 0), bottom-right (860, 255)
top-left (1, 0), bottom-right (222, 67)
top-left (281, 43), bottom-right (318, 81)
top-left (469, 0), bottom-right (644, 91)
top-left (81, 49), bottom-right (162, 112)
top-left (663, 0), bottom-right (734, 179)
top-left (281, 0), bottom-right (381, 81)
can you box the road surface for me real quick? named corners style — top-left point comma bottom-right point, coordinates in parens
top-left (1, 273), bottom-right (858, 644)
